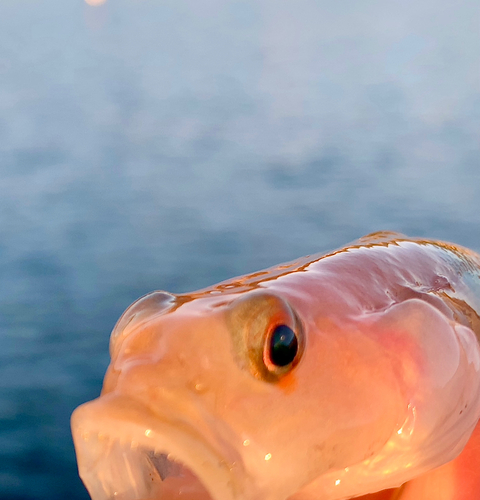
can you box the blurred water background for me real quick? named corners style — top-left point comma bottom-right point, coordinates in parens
top-left (0, 0), bottom-right (479, 498)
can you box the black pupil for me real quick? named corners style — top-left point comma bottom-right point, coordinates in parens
top-left (269, 325), bottom-right (298, 367)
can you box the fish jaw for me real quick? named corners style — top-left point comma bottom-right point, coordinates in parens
top-left (71, 393), bottom-right (248, 500)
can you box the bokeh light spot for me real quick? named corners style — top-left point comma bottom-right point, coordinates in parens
top-left (85, 0), bottom-right (107, 6)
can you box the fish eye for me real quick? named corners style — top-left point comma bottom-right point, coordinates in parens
top-left (267, 324), bottom-right (298, 367)
top-left (226, 291), bottom-right (304, 382)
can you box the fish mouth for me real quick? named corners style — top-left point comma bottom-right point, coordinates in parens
top-left (71, 394), bottom-right (245, 500)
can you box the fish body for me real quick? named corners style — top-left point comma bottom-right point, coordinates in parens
top-left (71, 232), bottom-right (480, 500)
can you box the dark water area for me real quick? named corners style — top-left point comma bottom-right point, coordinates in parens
top-left (0, 0), bottom-right (479, 498)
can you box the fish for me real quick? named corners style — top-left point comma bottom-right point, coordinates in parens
top-left (71, 231), bottom-right (480, 500)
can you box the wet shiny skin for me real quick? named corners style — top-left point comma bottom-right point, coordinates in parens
top-left (71, 232), bottom-right (480, 500)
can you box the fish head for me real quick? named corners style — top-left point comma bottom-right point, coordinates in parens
top-left (71, 288), bottom-right (480, 500)
top-left (71, 288), bottom-right (407, 500)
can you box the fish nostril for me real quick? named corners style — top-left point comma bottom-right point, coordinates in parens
top-left (193, 381), bottom-right (208, 393)
top-left (185, 379), bottom-right (209, 394)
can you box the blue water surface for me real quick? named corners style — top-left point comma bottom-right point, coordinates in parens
top-left (0, 0), bottom-right (479, 498)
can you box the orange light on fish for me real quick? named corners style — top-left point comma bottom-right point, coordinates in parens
top-left (71, 232), bottom-right (480, 500)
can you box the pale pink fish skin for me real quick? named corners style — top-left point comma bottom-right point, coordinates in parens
top-left (71, 232), bottom-right (480, 500)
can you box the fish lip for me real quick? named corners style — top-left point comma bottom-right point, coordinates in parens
top-left (71, 393), bottom-right (245, 500)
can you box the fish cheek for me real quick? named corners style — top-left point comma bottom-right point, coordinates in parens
top-left (277, 322), bottom-right (404, 474)
top-left (322, 343), bottom-right (401, 462)
top-left (229, 325), bottom-right (400, 484)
